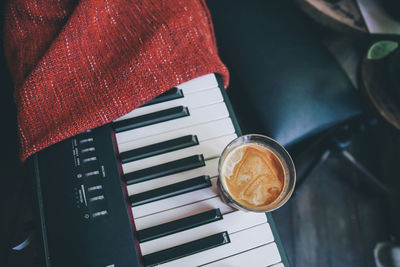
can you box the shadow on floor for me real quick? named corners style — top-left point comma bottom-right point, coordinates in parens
top-left (272, 121), bottom-right (400, 267)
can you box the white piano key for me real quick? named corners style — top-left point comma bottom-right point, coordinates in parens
top-left (127, 158), bottom-right (219, 195)
top-left (176, 74), bottom-right (218, 94)
top-left (269, 263), bottom-right (285, 267)
top-left (122, 134), bottom-right (236, 174)
top-left (158, 223), bottom-right (275, 267)
top-left (132, 177), bottom-right (219, 219)
top-left (202, 242), bottom-right (282, 267)
top-left (140, 210), bottom-right (268, 255)
top-left (134, 195), bottom-right (234, 230)
top-left (115, 102), bottom-right (230, 143)
top-left (116, 87), bottom-right (223, 121)
top-left (117, 117), bottom-right (235, 149)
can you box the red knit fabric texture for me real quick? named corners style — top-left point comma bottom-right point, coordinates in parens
top-left (4, 0), bottom-right (229, 162)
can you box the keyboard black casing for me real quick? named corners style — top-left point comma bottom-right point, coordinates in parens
top-left (27, 125), bottom-right (141, 267)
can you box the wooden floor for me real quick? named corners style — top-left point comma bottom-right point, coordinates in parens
top-left (272, 121), bottom-right (400, 267)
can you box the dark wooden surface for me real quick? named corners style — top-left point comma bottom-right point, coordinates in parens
top-left (273, 121), bottom-right (400, 267)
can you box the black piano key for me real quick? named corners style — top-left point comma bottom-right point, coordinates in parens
top-left (137, 209), bottom-right (222, 243)
top-left (120, 135), bottom-right (199, 163)
top-left (124, 154), bottom-right (205, 185)
top-left (141, 88), bottom-right (184, 107)
top-left (129, 175), bottom-right (211, 207)
top-left (142, 231), bottom-right (230, 267)
top-left (113, 106), bottom-right (189, 133)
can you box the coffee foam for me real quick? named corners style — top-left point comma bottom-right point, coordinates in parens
top-left (221, 143), bottom-right (285, 209)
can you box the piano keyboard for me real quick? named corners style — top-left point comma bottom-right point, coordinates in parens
top-left (28, 74), bottom-right (289, 267)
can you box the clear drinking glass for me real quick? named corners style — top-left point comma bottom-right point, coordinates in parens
top-left (218, 134), bottom-right (296, 212)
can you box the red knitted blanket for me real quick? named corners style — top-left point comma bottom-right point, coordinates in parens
top-left (4, 0), bottom-right (229, 161)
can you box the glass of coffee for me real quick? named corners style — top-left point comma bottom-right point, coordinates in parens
top-left (218, 134), bottom-right (296, 212)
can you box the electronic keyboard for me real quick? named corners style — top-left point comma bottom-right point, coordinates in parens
top-left (27, 74), bottom-right (290, 267)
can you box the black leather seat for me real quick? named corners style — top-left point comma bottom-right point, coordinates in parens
top-left (207, 0), bottom-right (363, 148)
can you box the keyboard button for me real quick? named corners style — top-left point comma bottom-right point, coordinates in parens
top-left (117, 86), bottom-right (222, 121)
top-left (129, 175), bottom-right (211, 207)
top-left (120, 135), bottom-right (199, 163)
top-left (142, 232), bottom-right (230, 267)
top-left (79, 137), bottom-right (94, 144)
top-left (89, 195), bottom-right (104, 202)
top-left (92, 210), bottom-right (109, 218)
top-left (127, 158), bottom-right (218, 195)
top-left (122, 134), bottom-right (236, 175)
top-left (201, 242), bottom-right (282, 267)
top-left (80, 146), bottom-right (95, 153)
top-left (142, 88), bottom-right (183, 107)
top-left (87, 185), bottom-right (103, 192)
top-left (176, 74), bottom-right (218, 94)
top-left (113, 106), bottom-right (189, 133)
top-left (157, 223), bottom-right (274, 267)
top-left (140, 210), bottom-right (268, 255)
top-left (134, 196), bottom-right (234, 230)
top-left (132, 177), bottom-right (218, 219)
top-left (124, 155), bottom-right (205, 185)
top-left (137, 209), bottom-right (222, 243)
top-left (115, 102), bottom-right (229, 143)
top-left (117, 117), bottom-right (234, 150)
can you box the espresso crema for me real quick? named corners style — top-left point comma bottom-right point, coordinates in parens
top-left (220, 143), bottom-right (285, 210)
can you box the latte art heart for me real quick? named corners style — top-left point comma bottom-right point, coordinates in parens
top-left (222, 144), bottom-right (284, 209)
